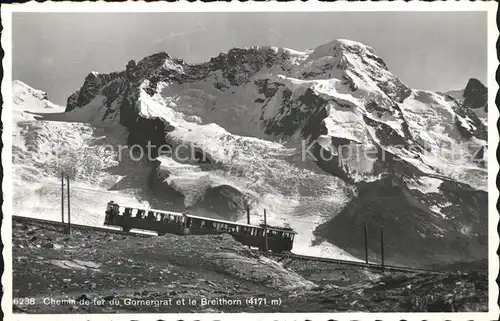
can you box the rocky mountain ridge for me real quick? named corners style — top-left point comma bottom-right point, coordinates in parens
top-left (65, 40), bottom-right (487, 183)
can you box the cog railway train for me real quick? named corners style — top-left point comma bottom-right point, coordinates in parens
top-left (104, 201), bottom-right (297, 252)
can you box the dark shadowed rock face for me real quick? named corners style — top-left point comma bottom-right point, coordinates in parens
top-left (147, 161), bottom-right (186, 211)
top-left (66, 90), bottom-right (80, 111)
top-left (66, 72), bottom-right (125, 112)
top-left (454, 99), bottom-right (488, 141)
top-left (261, 88), bottom-right (330, 139)
top-left (114, 84), bottom-right (171, 153)
top-left (188, 185), bottom-right (246, 221)
top-left (147, 161), bottom-right (246, 221)
top-left (129, 52), bottom-right (170, 81)
top-left (463, 78), bottom-right (488, 111)
top-left (314, 175), bottom-right (487, 267)
top-left (442, 78), bottom-right (488, 139)
top-left (363, 115), bottom-right (407, 147)
top-left (209, 48), bottom-right (290, 87)
top-left (453, 108), bottom-right (487, 140)
top-left (126, 116), bottom-right (168, 157)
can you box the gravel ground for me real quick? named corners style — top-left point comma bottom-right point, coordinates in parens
top-left (12, 220), bottom-right (488, 313)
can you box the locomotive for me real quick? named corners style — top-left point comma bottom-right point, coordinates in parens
top-left (104, 201), bottom-right (296, 252)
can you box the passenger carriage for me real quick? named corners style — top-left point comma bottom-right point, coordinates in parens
top-left (105, 201), bottom-right (186, 235)
top-left (183, 214), bottom-right (296, 252)
top-left (104, 201), bottom-right (296, 252)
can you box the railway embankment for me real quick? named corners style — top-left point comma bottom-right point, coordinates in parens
top-left (12, 218), bottom-right (487, 313)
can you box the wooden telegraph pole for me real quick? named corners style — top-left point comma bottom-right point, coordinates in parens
top-left (380, 226), bottom-right (385, 270)
top-left (244, 200), bottom-right (251, 249)
top-left (364, 222), bottom-right (369, 264)
top-left (61, 172), bottom-right (65, 224)
top-left (264, 209), bottom-right (268, 252)
top-left (66, 176), bottom-right (71, 234)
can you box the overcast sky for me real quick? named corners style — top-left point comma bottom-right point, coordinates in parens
top-left (13, 12), bottom-right (487, 105)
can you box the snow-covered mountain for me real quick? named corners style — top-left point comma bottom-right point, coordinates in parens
top-left (13, 39), bottom-right (488, 266)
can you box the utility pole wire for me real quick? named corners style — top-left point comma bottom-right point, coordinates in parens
top-left (264, 209), bottom-right (268, 251)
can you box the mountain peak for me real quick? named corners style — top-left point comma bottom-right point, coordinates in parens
top-left (300, 39), bottom-right (409, 102)
top-left (464, 77), bottom-right (487, 96)
top-left (308, 39), bottom-right (378, 61)
top-left (12, 80), bottom-right (62, 113)
top-left (13, 80), bottom-right (49, 101)
top-left (463, 77), bottom-right (488, 112)
top-left (332, 39), bottom-right (376, 54)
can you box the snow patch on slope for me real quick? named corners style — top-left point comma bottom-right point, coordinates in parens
top-left (12, 80), bottom-right (150, 226)
top-left (399, 90), bottom-right (487, 190)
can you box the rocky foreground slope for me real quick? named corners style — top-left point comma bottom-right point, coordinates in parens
top-left (14, 39), bottom-right (488, 266)
top-left (13, 220), bottom-right (487, 313)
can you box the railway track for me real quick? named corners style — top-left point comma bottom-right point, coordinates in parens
top-left (12, 215), bottom-right (154, 238)
top-left (260, 251), bottom-right (444, 274)
top-left (12, 215), bottom-right (443, 275)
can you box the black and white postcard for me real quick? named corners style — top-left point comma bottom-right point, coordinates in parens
top-left (1, 2), bottom-right (498, 320)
